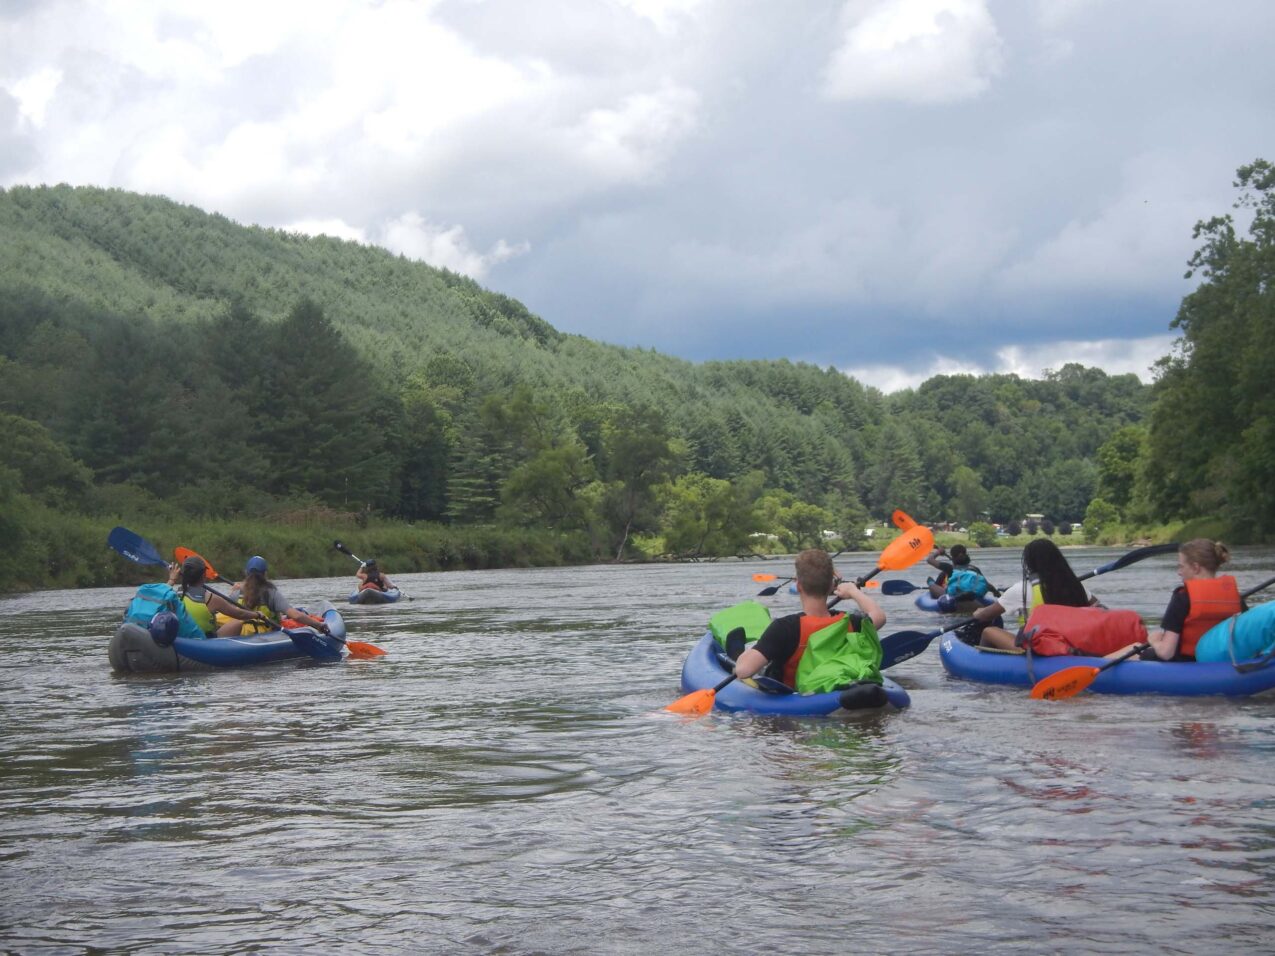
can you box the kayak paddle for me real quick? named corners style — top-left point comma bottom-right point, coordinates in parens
top-left (107, 526), bottom-right (168, 569)
top-left (174, 546), bottom-right (228, 583)
top-left (1029, 643), bottom-right (1148, 700)
top-left (666, 675), bottom-right (735, 716)
top-left (881, 580), bottom-right (928, 595)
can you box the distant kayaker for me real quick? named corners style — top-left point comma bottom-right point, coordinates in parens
top-left (1108, 538), bottom-right (1240, 663)
top-left (925, 545), bottom-right (953, 597)
top-left (926, 543), bottom-right (995, 601)
top-left (356, 559), bottom-right (394, 593)
top-left (230, 555), bottom-right (330, 635)
top-left (168, 554), bottom-right (268, 637)
top-left (731, 549), bottom-right (887, 699)
top-left (970, 538), bottom-right (1097, 649)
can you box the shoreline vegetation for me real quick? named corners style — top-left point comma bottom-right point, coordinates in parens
top-left (1, 511), bottom-right (1228, 596)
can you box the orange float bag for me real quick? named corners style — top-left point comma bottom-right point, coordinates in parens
top-left (1022, 605), bottom-right (1148, 657)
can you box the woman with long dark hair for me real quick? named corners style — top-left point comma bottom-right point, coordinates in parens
top-left (971, 538), bottom-right (1095, 650)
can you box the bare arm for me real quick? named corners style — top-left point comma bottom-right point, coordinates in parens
top-left (286, 605), bottom-right (328, 632)
top-left (732, 646), bottom-right (769, 680)
top-left (833, 582), bottom-right (886, 629)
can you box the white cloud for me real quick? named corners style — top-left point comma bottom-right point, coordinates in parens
top-left (841, 333), bottom-right (1176, 392)
top-left (9, 67), bottom-right (62, 128)
top-left (573, 84), bottom-right (700, 182)
top-left (378, 212), bottom-right (530, 280)
top-left (286, 218), bottom-right (366, 243)
top-left (614, 0), bottom-right (708, 33)
top-left (823, 0), bottom-right (1004, 103)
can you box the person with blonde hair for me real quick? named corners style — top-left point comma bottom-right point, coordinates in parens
top-left (1118, 538), bottom-right (1240, 662)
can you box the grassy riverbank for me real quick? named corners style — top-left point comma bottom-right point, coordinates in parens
top-left (2, 510), bottom-right (1239, 596)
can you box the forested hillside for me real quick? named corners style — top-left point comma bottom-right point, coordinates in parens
top-left (2, 165), bottom-right (1269, 591)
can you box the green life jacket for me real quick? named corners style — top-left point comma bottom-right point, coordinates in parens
top-left (794, 615), bottom-right (883, 694)
top-left (709, 600), bottom-right (772, 650)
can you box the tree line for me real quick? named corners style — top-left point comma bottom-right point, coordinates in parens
top-left (0, 162), bottom-right (1270, 591)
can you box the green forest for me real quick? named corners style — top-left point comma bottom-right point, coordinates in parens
top-left (1, 159), bottom-right (1271, 592)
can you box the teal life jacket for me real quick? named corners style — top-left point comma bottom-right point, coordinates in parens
top-left (124, 583), bottom-right (207, 641)
top-left (946, 565), bottom-right (991, 598)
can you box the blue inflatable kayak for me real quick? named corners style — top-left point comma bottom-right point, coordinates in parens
top-left (348, 587), bottom-right (401, 605)
top-left (939, 630), bottom-right (1275, 697)
top-left (915, 591), bottom-right (997, 614)
top-left (678, 633), bottom-right (910, 716)
top-left (109, 603), bottom-right (348, 674)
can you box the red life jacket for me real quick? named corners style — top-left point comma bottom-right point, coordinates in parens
top-left (1180, 576), bottom-right (1241, 657)
top-left (782, 613), bottom-right (849, 687)
top-left (1023, 605), bottom-right (1148, 657)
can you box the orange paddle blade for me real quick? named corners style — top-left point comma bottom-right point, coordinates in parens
top-left (878, 525), bottom-right (935, 570)
top-left (891, 509), bottom-right (918, 531)
top-left (345, 640), bottom-right (388, 659)
top-left (666, 688), bottom-right (717, 716)
top-left (174, 546), bottom-right (224, 582)
top-left (752, 573), bottom-right (777, 582)
top-left (1030, 666), bottom-right (1099, 700)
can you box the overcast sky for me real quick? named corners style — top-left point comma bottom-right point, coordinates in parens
top-left (3, 1), bottom-right (1271, 390)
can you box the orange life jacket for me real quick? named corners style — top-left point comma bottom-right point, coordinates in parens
top-left (1180, 576), bottom-right (1241, 657)
top-left (782, 613), bottom-right (850, 688)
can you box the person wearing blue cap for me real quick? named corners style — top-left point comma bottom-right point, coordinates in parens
top-left (231, 555), bottom-right (330, 634)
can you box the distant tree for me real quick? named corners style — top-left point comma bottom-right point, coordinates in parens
top-left (968, 521), bottom-right (997, 547)
top-left (0, 413), bottom-right (92, 507)
top-left (1083, 498), bottom-right (1121, 541)
top-left (779, 501), bottom-right (833, 551)
top-left (1096, 425), bottom-right (1147, 510)
top-left (949, 465), bottom-right (987, 525)
top-left (597, 405), bottom-right (682, 559)
top-left (986, 484), bottom-right (1028, 525)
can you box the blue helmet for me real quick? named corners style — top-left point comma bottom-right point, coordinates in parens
top-left (148, 611), bottom-right (179, 647)
top-left (245, 555), bottom-right (268, 575)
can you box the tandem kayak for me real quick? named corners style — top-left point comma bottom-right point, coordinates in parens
top-left (347, 587), bottom-right (401, 605)
top-left (679, 633), bottom-right (910, 716)
top-left (915, 591), bottom-right (997, 614)
top-left (938, 630), bottom-right (1275, 698)
top-left (109, 603), bottom-right (348, 674)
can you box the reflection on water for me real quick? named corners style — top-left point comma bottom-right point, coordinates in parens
top-left (1, 549), bottom-right (1274, 954)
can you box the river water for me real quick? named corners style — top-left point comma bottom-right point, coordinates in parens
top-left (2, 546), bottom-right (1274, 954)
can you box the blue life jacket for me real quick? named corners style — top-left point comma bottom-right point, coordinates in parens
top-left (946, 566), bottom-right (991, 598)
